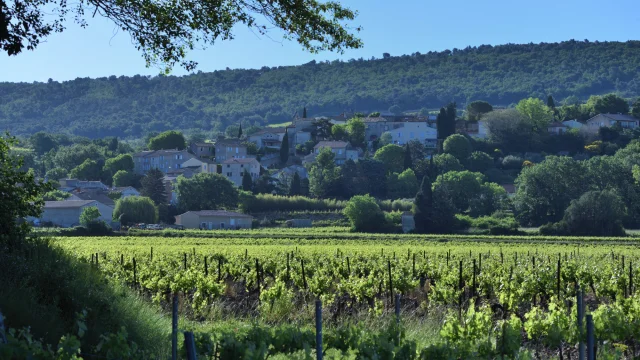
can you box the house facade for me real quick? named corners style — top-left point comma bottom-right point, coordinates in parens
top-left (562, 119), bottom-right (583, 130)
top-left (190, 142), bottom-right (215, 159)
top-left (548, 122), bottom-right (569, 135)
top-left (312, 141), bottom-right (358, 165)
top-left (389, 122), bottom-right (438, 148)
top-left (214, 139), bottom-right (247, 163)
top-left (585, 114), bottom-right (640, 133)
top-left (37, 200), bottom-right (113, 227)
top-left (248, 127), bottom-right (288, 150)
top-left (133, 149), bottom-right (194, 175)
top-left (222, 158), bottom-right (260, 187)
top-left (175, 210), bottom-right (253, 230)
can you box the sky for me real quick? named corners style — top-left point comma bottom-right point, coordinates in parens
top-left (1, 0), bottom-right (639, 83)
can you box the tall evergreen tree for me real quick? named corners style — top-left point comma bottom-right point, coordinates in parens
top-left (289, 172), bottom-right (301, 195)
top-left (238, 124), bottom-right (243, 138)
top-left (413, 176), bottom-right (433, 233)
top-left (547, 95), bottom-right (556, 109)
top-left (303, 107), bottom-right (307, 118)
top-left (241, 169), bottom-right (252, 191)
top-left (445, 102), bottom-right (457, 136)
top-left (280, 129), bottom-right (289, 164)
top-left (140, 168), bottom-right (167, 205)
top-left (437, 104), bottom-right (457, 140)
top-left (403, 144), bottom-right (412, 170)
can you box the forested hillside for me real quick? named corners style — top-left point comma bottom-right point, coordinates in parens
top-left (2, 40), bottom-right (640, 138)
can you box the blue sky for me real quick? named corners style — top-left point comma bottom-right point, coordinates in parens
top-left (1, 0), bottom-right (639, 83)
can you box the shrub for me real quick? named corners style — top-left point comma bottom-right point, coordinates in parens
top-left (239, 192), bottom-right (345, 213)
top-left (343, 194), bottom-right (388, 232)
top-left (113, 196), bottom-right (158, 225)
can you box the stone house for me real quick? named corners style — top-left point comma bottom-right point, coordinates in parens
top-left (214, 138), bottom-right (247, 163)
top-left (175, 210), bottom-right (253, 230)
top-left (133, 149), bottom-right (194, 175)
top-left (190, 142), bottom-right (215, 159)
top-left (585, 113), bottom-right (639, 133)
top-left (222, 158), bottom-right (261, 187)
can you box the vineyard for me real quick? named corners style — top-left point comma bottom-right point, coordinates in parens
top-left (53, 232), bottom-right (640, 359)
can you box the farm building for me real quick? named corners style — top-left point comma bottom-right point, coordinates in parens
top-left (175, 210), bottom-right (253, 230)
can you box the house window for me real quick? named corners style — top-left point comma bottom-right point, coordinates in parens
top-left (338, 149), bottom-right (343, 155)
top-left (220, 222), bottom-right (225, 229)
top-left (398, 132), bottom-right (401, 137)
top-left (241, 164), bottom-right (244, 168)
top-left (410, 132), bottom-right (414, 139)
top-left (227, 172), bottom-right (232, 177)
top-left (235, 147), bottom-right (239, 154)
top-left (230, 219), bottom-right (235, 226)
top-left (227, 164), bottom-right (230, 168)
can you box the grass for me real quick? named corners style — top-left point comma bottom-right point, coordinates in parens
top-left (0, 237), bottom-right (171, 356)
top-left (267, 121), bottom-right (292, 128)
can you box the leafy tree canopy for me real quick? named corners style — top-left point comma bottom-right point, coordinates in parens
top-left (465, 101), bottom-right (493, 121)
top-left (113, 196), bottom-right (158, 225)
top-left (147, 130), bottom-right (186, 150)
top-left (175, 173), bottom-right (239, 211)
top-left (373, 144), bottom-right (404, 174)
top-left (443, 134), bottom-right (472, 162)
top-left (1, 0), bottom-right (361, 71)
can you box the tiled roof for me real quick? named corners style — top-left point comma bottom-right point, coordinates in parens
top-left (363, 117), bottom-right (388, 123)
top-left (314, 141), bottom-right (349, 149)
top-left (134, 149), bottom-right (189, 157)
top-left (601, 113), bottom-right (638, 121)
top-left (184, 210), bottom-right (253, 218)
top-left (548, 121), bottom-right (567, 128)
top-left (45, 200), bottom-right (96, 209)
top-left (253, 127), bottom-right (289, 135)
top-left (214, 138), bottom-right (244, 146)
top-left (72, 190), bottom-right (115, 206)
top-left (223, 158), bottom-right (260, 165)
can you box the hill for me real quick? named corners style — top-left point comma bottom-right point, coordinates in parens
top-left (1, 40), bottom-right (640, 138)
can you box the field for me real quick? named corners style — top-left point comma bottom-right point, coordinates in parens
top-left (53, 230), bottom-right (640, 359)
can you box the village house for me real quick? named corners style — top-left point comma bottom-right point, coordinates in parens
top-left (222, 158), bottom-right (261, 187)
top-left (389, 121), bottom-right (438, 148)
top-left (547, 121), bottom-right (569, 135)
top-left (175, 210), bottom-right (253, 230)
top-left (214, 138), bottom-right (248, 163)
top-left (585, 113), bottom-right (640, 134)
top-left (562, 119), bottom-right (583, 130)
top-left (36, 200), bottom-right (113, 228)
top-left (306, 141), bottom-right (359, 165)
top-left (248, 127), bottom-right (289, 150)
top-left (133, 149), bottom-right (194, 175)
top-left (189, 142), bottom-right (215, 159)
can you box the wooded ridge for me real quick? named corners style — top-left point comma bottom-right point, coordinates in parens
top-left (1, 40), bottom-right (639, 138)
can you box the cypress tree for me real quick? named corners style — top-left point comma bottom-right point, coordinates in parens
top-left (403, 144), bottom-right (412, 170)
top-left (280, 129), bottom-right (289, 164)
top-left (289, 172), bottom-right (301, 195)
top-left (242, 169), bottom-right (252, 191)
top-left (547, 95), bottom-right (556, 109)
top-left (303, 107), bottom-right (307, 118)
top-left (238, 124), bottom-right (243, 138)
top-left (413, 176), bottom-right (433, 233)
top-left (436, 107), bottom-right (447, 140)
